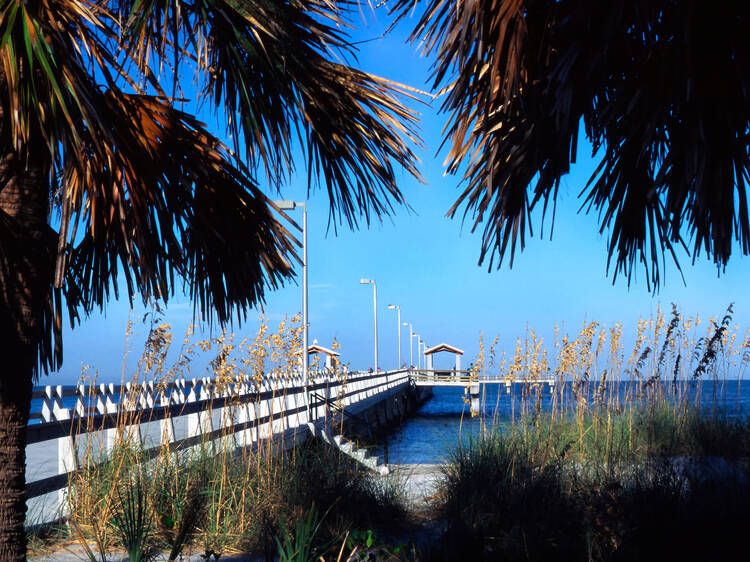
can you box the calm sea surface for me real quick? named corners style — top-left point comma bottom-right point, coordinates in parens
top-left (377, 380), bottom-right (750, 465)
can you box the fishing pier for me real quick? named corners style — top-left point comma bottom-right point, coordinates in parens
top-left (25, 340), bottom-right (554, 527)
top-left (25, 368), bottom-right (431, 525)
top-left (410, 370), bottom-right (556, 413)
top-left (414, 343), bottom-right (555, 413)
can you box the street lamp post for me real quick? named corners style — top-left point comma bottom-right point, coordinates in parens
top-left (387, 304), bottom-right (401, 368)
top-left (413, 333), bottom-right (420, 369)
top-left (402, 322), bottom-right (413, 367)
top-left (359, 279), bottom-right (378, 372)
top-left (275, 200), bottom-right (309, 418)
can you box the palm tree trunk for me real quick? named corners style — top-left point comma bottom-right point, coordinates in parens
top-left (0, 369), bottom-right (33, 560)
top-left (0, 138), bottom-right (52, 559)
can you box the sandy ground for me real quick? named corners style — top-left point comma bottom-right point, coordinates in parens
top-left (389, 463), bottom-right (443, 512)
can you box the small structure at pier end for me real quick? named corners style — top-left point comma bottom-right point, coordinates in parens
top-left (423, 343), bottom-right (464, 372)
top-left (298, 339), bottom-right (341, 370)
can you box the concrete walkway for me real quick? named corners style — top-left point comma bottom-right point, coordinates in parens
top-left (390, 463), bottom-right (442, 511)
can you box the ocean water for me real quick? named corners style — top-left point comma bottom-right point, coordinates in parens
top-left (378, 380), bottom-right (750, 465)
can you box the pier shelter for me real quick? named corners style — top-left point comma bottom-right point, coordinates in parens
top-left (423, 343), bottom-right (464, 372)
top-left (304, 340), bottom-right (340, 369)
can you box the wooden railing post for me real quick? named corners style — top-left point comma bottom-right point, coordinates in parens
top-left (236, 379), bottom-right (252, 449)
top-left (186, 379), bottom-right (200, 441)
top-left (257, 378), bottom-right (269, 441)
top-left (273, 375), bottom-right (286, 433)
top-left (95, 383), bottom-right (117, 454)
top-left (49, 386), bottom-right (75, 515)
top-left (160, 384), bottom-right (175, 447)
top-left (220, 384), bottom-right (235, 451)
top-left (199, 377), bottom-right (214, 441)
top-left (251, 382), bottom-right (262, 445)
top-left (311, 372), bottom-right (320, 422)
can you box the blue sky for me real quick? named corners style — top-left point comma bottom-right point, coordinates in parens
top-left (49, 9), bottom-right (750, 384)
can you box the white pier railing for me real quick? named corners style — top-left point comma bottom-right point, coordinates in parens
top-left (26, 369), bottom-right (409, 524)
top-left (410, 369), bottom-right (555, 390)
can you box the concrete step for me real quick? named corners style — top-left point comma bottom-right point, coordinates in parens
top-left (308, 424), bottom-right (389, 475)
top-left (359, 453), bottom-right (390, 475)
top-left (354, 448), bottom-right (371, 462)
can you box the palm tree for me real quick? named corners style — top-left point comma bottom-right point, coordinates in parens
top-left (393, 0), bottom-right (750, 289)
top-left (0, 0), bottom-right (421, 557)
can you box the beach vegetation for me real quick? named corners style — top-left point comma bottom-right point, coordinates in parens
top-left (62, 439), bottom-right (407, 561)
top-left (430, 303), bottom-right (750, 561)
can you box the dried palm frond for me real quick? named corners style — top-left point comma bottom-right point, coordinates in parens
top-left (120, 0), bottom-right (424, 226)
top-left (393, 0), bottom-right (750, 288)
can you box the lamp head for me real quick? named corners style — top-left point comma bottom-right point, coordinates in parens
top-left (359, 278), bottom-right (373, 284)
top-left (274, 200), bottom-right (296, 210)
top-left (387, 304), bottom-right (399, 310)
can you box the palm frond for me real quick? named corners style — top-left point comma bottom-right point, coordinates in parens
top-left (121, 0), bottom-right (424, 227)
top-left (60, 90), bottom-right (298, 325)
top-left (394, 0), bottom-right (750, 287)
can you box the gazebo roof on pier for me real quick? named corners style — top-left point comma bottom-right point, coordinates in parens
top-left (308, 344), bottom-right (339, 356)
top-left (295, 340), bottom-right (340, 357)
top-left (424, 343), bottom-right (464, 355)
